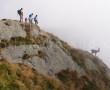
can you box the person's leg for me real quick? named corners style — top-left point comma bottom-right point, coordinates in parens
top-left (20, 15), bottom-right (21, 22)
top-left (21, 15), bottom-right (23, 22)
top-left (20, 15), bottom-right (23, 22)
top-left (29, 18), bottom-right (30, 23)
top-left (34, 20), bottom-right (35, 24)
top-left (35, 20), bottom-right (38, 24)
top-left (31, 19), bottom-right (32, 24)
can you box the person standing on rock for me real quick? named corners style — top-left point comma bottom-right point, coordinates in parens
top-left (17, 8), bottom-right (23, 22)
top-left (25, 17), bottom-right (27, 23)
top-left (34, 14), bottom-right (38, 24)
top-left (28, 13), bottom-right (33, 24)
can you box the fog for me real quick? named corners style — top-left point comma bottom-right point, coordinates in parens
top-left (0, 0), bottom-right (110, 67)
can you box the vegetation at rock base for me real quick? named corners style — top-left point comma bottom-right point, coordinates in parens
top-left (57, 70), bottom-right (97, 90)
top-left (0, 59), bottom-right (64, 90)
top-left (0, 34), bottom-right (49, 48)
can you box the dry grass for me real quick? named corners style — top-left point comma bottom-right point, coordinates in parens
top-left (56, 69), bottom-right (99, 90)
top-left (0, 34), bottom-right (48, 48)
top-left (0, 59), bottom-right (64, 90)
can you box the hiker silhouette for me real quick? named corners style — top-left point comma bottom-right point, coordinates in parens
top-left (17, 8), bottom-right (23, 22)
top-left (34, 15), bottom-right (38, 24)
top-left (28, 13), bottom-right (33, 24)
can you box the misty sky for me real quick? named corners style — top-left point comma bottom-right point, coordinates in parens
top-left (0, 0), bottom-right (110, 67)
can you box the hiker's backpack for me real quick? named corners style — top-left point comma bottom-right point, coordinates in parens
top-left (29, 13), bottom-right (33, 18)
top-left (17, 9), bottom-right (21, 15)
top-left (29, 14), bottom-right (32, 18)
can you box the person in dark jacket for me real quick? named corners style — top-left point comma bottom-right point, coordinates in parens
top-left (34, 14), bottom-right (38, 24)
top-left (17, 8), bottom-right (23, 22)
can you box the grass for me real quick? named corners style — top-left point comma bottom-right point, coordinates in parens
top-left (0, 40), bottom-right (9, 48)
top-left (55, 69), bottom-right (103, 90)
top-left (69, 49), bottom-right (86, 68)
top-left (0, 60), bottom-right (19, 90)
top-left (0, 34), bottom-right (48, 48)
top-left (59, 40), bottom-right (72, 55)
top-left (0, 60), bottom-right (64, 90)
top-left (82, 81), bottom-right (98, 90)
top-left (50, 34), bottom-right (72, 56)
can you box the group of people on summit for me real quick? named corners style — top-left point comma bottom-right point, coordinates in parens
top-left (17, 8), bottom-right (38, 24)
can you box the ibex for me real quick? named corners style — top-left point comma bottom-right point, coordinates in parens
top-left (91, 48), bottom-right (100, 56)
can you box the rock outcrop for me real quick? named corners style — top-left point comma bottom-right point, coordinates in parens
top-left (0, 19), bottom-right (110, 90)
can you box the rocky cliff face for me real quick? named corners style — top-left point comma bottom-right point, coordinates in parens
top-left (0, 19), bottom-right (110, 90)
